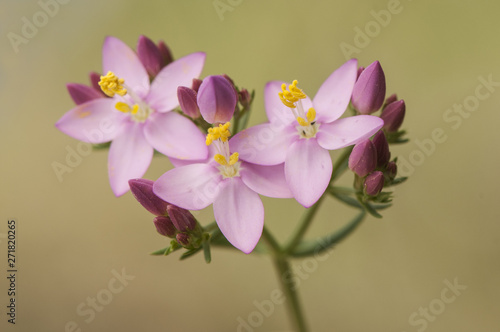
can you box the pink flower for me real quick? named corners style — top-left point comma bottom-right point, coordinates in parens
top-left (153, 122), bottom-right (292, 254)
top-left (56, 36), bottom-right (208, 196)
top-left (230, 59), bottom-right (384, 207)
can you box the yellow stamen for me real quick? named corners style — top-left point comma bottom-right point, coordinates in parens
top-left (115, 102), bottom-right (131, 113)
top-left (279, 80), bottom-right (307, 108)
top-left (131, 104), bottom-right (139, 115)
top-left (115, 102), bottom-right (140, 115)
top-left (205, 122), bottom-right (232, 146)
top-left (214, 154), bottom-right (227, 165)
top-left (99, 71), bottom-right (127, 97)
top-left (229, 152), bottom-right (239, 165)
top-left (297, 117), bottom-right (308, 126)
top-left (306, 108), bottom-right (316, 123)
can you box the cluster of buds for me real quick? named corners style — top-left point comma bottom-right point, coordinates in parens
top-left (128, 179), bottom-right (206, 251)
top-left (177, 74), bottom-right (253, 131)
top-left (66, 36), bottom-right (174, 106)
top-left (351, 61), bottom-right (406, 143)
top-left (349, 131), bottom-right (399, 199)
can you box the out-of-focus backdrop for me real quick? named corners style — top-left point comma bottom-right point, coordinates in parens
top-left (1, 0), bottom-right (499, 331)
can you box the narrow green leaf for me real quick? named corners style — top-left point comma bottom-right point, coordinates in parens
top-left (291, 210), bottom-right (366, 257)
top-left (150, 247), bottom-right (169, 255)
top-left (179, 247), bottom-right (202, 260)
top-left (330, 191), bottom-right (363, 209)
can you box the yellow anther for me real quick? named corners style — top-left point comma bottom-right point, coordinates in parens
top-left (279, 80), bottom-right (307, 108)
top-left (229, 152), bottom-right (239, 165)
top-left (99, 71), bottom-right (127, 97)
top-left (131, 104), bottom-right (139, 115)
top-left (306, 108), bottom-right (316, 123)
top-left (115, 102), bottom-right (130, 113)
top-left (289, 80), bottom-right (306, 99)
top-left (279, 92), bottom-right (295, 108)
top-left (205, 122), bottom-right (232, 146)
top-left (115, 102), bottom-right (140, 115)
top-left (297, 117), bottom-right (308, 126)
top-left (214, 154), bottom-right (227, 166)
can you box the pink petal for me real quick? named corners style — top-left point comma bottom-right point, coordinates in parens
top-left (169, 144), bottom-right (215, 167)
top-left (56, 98), bottom-right (126, 143)
top-left (285, 139), bottom-right (332, 207)
top-left (108, 122), bottom-right (154, 196)
top-left (102, 36), bottom-right (150, 98)
top-left (147, 52), bottom-right (206, 113)
top-left (153, 164), bottom-right (221, 210)
top-left (313, 59), bottom-right (358, 123)
top-left (213, 178), bottom-right (264, 254)
top-left (316, 115), bottom-right (384, 150)
top-left (240, 162), bottom-right (292, 198)
top-left (229, 123), bottom-right (297, 165)
top-left (144, 111), bottom-right (208, 160)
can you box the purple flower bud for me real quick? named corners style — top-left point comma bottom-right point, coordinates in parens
top-left (153, 216), bottom-right (176, 237)
top-left (239, 88), bottom-right (251, 108)
top-left (177, 86), bottom-right (200, 119)
top-left (372, 131), bottom-right (390, 168)
top-left (364, 171), bottom-right (384, 196)
top-left (137, 35), bottom-right (163, 78)
top-left (356, 66), bottom-right (365, 80)
top-left (66, 83), bottom-right (104, 105)
top-left (381, 100), bottom-right (406, 132)
top-left (383, 93), bottom-right (398, 107)
top-left (129, 179), bottom-right (170, 216)
top-left (176, 233), bottom-right (191, 246)
top-left (89, 72), bottom-right (103, 92)
top-left (191, 78), bottom-right (203, 92)
top-left (351, 61), bottom-right (386, 114)
top-left (157, 40), bottom-right (173, 66)
top-left (197, 75), bottom-right (237, 124)
top-left (386, 161), bottom-right (397, 180)
top-left (349, 140), bottom-right (377, 177)
top-left (167, 205), bottom-right (196, 232)
top-left (222, 74), bottom-right (235, 86)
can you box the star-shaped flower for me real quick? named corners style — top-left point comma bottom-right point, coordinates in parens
top-left (56, 36), bottom-right (208, 196)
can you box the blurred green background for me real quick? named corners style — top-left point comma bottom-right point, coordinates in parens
top-left (1, 0), bottom-right (499, 331)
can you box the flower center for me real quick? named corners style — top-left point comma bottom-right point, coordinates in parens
top-left (99, 71), bottom-right (154, 123)
top-left (206, 122), bottom-right (241, 179)
top-left (278, 80), bottom-right (319, 139)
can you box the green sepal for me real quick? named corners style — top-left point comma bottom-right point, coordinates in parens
top-left (386, 130), bottom-right (408, 144)
top-left (92, 142), bottom-right (111, 150)
top-left (389, 177), bottom-right (408, 186)
top-left (202, 233), bottom-right (212, 264)
top-left (361, 201), bottom-right (383, 218)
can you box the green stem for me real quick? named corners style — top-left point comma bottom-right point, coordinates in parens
top-left (261, 227), bottom-right (308, 332)
top-left (284, 197), bottom-right (325, 255)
